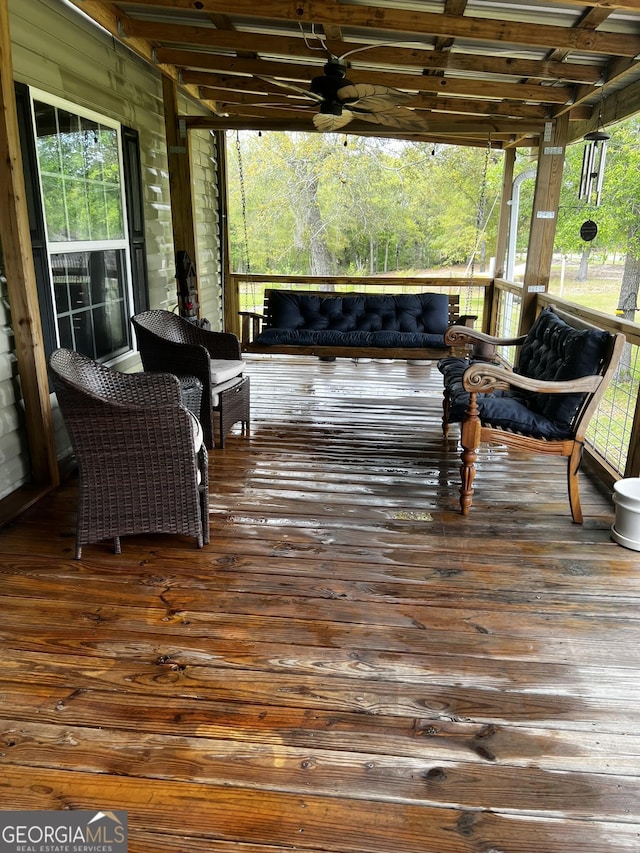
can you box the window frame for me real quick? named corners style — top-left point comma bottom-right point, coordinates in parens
top-left (16, 83), bottom-right (148, 364)
top-left (31, 91), bottom-right (133, 362)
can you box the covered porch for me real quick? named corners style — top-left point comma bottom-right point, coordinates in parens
top-left (1, 354), bottom-right (638, 851)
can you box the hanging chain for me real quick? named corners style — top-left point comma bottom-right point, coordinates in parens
top-left (469, 133), bottom-right (491, 286)
top-left (235, 130), bottom-right (251, 275)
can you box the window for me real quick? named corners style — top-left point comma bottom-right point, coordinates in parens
top-left (27, 95), bottom-right (143, 361)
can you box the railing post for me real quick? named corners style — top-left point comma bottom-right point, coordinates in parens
top-left (625, 393), bottom-right (640, 478)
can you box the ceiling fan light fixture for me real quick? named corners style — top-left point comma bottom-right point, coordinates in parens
top-left (319, 101), bottom-right (344, 116)
top-left (310, 61), bottom-right (353, 101)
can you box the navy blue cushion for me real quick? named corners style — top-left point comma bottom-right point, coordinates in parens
top-left (437, 356), bottom-right (573, 440)
top-left (516, 308), bottom-right (610, 426)
top-left (256, 328), bottom-right (447, 349)
top-left (437, 309), bottom-right (611, 440)
top-left (266, 291), bottom-right (450, 336)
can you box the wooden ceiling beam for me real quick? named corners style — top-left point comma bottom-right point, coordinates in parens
top-left (186, 107), bottom-right (545, 136)
top-left (71, 0), bottom-right (640, 147)
top-left (200, 88), bottom-right (310, 107)
top-left (181, 111), bottom-right (540, 143)
top-left (543, 5), bottom-right (614, 66)
top-left (119, 15), bottom-right (640, 64)
top-left (121, 19), bottom-right (605, 85)
top-left (417, 53), bottom-right (602, 86)
top-left (112, 0), bottom-right (640, 15)
top-left (183, 73), bottom-right (297, 97)
top-left (118, 0), bottom-right (640, 56)
top-left (553, 56), bottom-right (640, 128)
top-left (157, 50), bottom-right (574, 105)
top-left (429, 0), bottom-right (467, 57)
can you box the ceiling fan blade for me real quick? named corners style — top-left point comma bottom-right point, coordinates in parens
top-left (350, 108), bottom-right (427, 131)
top-left (337, 83), bottom-right (414, 111)
top-left (254, 75), bottom-right (323, 103)
top-left (313, 109), bottom-right (355, 132)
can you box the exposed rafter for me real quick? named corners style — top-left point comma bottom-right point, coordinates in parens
top-left (69, 0), bottom-right (640, 146)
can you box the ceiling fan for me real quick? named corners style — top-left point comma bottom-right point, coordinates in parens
top-left (257, 58), bottom-right (424, 133)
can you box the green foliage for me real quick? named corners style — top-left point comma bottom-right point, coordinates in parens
top-left (36, 107), bottom-right (124, 243)
top-left (227, 116), bottom-right (640, 284)
top-left (227, 131), bottom-right (502, 275)
top-left (555, 116), bottom-right (640, 258)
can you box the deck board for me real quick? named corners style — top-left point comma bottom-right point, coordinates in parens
top-left (0, 356), bottom-right (638, 851)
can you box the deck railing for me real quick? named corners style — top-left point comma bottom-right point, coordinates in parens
top-left (227, 273), bottom-right (640, 484)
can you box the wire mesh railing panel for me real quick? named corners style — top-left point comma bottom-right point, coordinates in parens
top-left (494, 289), bottom-right (522, 364)
top-left (588, 341), bottom-right (640, 477)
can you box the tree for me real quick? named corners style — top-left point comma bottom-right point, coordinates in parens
top-left (226, 131), bottom-right (502, 277)
top-left (601, 119), bottom-right (640, 322)
top-left (555, 117), bottom-right (640, 303)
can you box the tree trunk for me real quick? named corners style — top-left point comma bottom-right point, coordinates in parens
top-left (286, 156), bottom-right (335, 284)
top-left (576, 244), bottom-right (591, 282)
top-left (617, 230), bottom-right (640, 321)
top-left (304, 182), bottom-right (334, 280)
top-left (615, 225), bottom-right (640, 381)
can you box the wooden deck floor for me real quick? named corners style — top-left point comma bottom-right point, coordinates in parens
top-left (1, 356), bottom-right (639, 852)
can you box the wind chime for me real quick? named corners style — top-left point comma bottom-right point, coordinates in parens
top-left (578, 97), bottom-right (610, 244)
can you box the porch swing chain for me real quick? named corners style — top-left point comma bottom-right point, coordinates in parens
top-left (467, 134), bottom-right (491, 311)
top-left (235, 131), bottom-right (251, 276)
top-left (235, 130), bottom-right (259, 316)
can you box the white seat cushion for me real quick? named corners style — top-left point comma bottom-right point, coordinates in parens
top-left (210, 359), bottom-right (244, 385)
top-left (187, 410), bottom-right (204, 451)
top-left (186, 411), bottom-right (204, 484)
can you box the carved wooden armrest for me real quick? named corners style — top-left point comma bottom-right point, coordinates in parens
top-left (462, 361), bottom-right (602, 396)
top-left (444, 325), bottom-right (526, 348)
top-left (445, 325), bottom-right (525, 362)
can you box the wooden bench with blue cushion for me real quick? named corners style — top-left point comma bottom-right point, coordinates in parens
top-left (240, 289), bottom-right (475, 360)
top-left (438, 305), bottom-right (625, 522)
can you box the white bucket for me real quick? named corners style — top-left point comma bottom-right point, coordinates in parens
top-left (611, 478), bottom-right (640, 551)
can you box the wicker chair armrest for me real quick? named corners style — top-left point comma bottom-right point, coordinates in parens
top-left (108, 371), bottom-right (183, 408)
top-left (183, 325), bottom-right (242, 360)
top-left (462, 362), bottom-right (602, 395)
top-left (136, 334), bottom-right (212, 383)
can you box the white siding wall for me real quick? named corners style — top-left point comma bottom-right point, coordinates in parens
top-left (0, 275), bottom-right (30, 498)
top-left (2, 0), bottom-right (223, 494)
top-left (191, 129), bottom-right (223, 328)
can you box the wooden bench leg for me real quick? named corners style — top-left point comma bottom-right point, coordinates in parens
top-left (459, 392), bottom-right (481, 515)
top-left (567, 441), bottom-right (584, 524)
top-left (442, 389), bottom-right (451, 438)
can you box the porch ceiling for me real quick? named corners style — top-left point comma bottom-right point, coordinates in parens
top-left (69, 0), bottom-right (640, 148)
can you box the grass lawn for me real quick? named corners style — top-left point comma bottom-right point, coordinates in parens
top-left (547, 258), bottom-right (625, 316)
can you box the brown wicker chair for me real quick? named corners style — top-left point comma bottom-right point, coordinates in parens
top-left (131, 310), bottom-right (250, 449)
top-left (49, 348), bottom-right (210, 558)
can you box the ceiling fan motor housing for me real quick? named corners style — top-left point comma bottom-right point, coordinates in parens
top-left (310, 59), bottom-right (353, 111)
